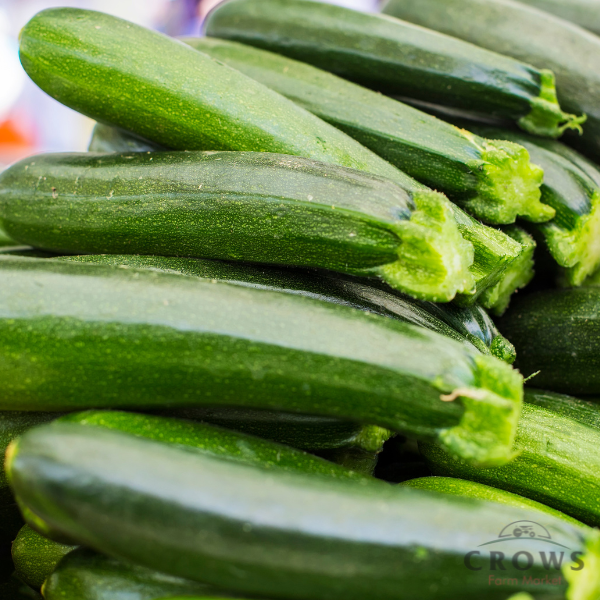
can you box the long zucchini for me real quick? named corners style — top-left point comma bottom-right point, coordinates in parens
top-left (402, 476), bottom-right (585, 527)
top-left (464, 124), bottom-right (600, 286)
top-left (12, 525), bottom-right (74, 590)
top-left (381, 0), bottom-right (600, 162)
top-left (18, 7), bottom-right (417, 186)
top-left (88, 123), bottom-right (162, 153)
top-left (59, 254), bottom-right (515, 361)
top-left (0, 256), bottom-right (522, 466)
top-left (499, 288), bottom-right (600, 394)
top-left (183, 37), bottom-right (549, 225)
top-left (7, 422), bottom-right (600, 600)
top-left (43, 548), bottom-right (238, 600)
top-left (205, 0), bottom-right (584, 139)
top-left (420, 389), bottom-right (600, 526)
top-left (0, 151), bottom-right (473, 302)
top-left (514, 0), bottom-right (600, 35)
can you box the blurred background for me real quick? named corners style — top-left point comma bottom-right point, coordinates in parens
top-left (0, 0), bottom-right (382, 169)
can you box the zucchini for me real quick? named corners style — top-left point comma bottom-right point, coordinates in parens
top-left (0, 151), bottom-right (473, 303)
top-left (0, 228), bottom-right (14, 248)
top-left (88, 123), bottom-right (162, 153)
top-left (515, 0), bottom-right (600, 35)
top-left (402, 477), bottom-right (585, 527)
top-left (183, 37), bottom-right (550, 225)
top-left (18, 7), bottom-right (417, 186)
top-left (205, 0), bottom-right (584, 139)
top-left (420, 389), bottom-right (600, 526)
top-left (12, 525), bottom-right (74, 590)
top-left (0, 256), bottom-right (523, 466)
top-left (477, 226), bottom-right (536, 316)
top-left (8, 422), bottom-right (600, 600)
top-left (59, 254), bottom-right (514, 361)
top-left (43, 548), bottom-right (238, 600)
top-left (499, 287), bottom-right (600, 394)
top-left (381, 0), bottom-right (600, 162)
top-left (464, 124), bottom-right (600, 286)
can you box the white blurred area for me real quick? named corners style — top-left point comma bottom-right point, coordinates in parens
top-left (0, 0), bottom-right (381, 168)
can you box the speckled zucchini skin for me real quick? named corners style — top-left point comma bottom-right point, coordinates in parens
top-left (0, 257), bottom-right (522, 466)
top-left (8, 423), bottom-right (600, 600)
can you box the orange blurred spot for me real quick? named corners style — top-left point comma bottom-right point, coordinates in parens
top-left (0, 119), bottom-right (31, 147)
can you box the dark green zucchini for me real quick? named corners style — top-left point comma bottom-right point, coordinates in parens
top-left (0, 151), bottom-right (474, 302)
top-left (183, 36), bottom-right (549, 225)
top-left (88, 123), bottom-right (163, 153)
top-left (43, 548), bottom-right (238, 600)
top-left (381, 0), bottom-right (600, 162)
top-left (7, 423), bottom-right (600, 600)
top-left (12, 525), bottom-right (74, 590)
top-left (515, 0), bottom-right (600, 35)
top-left (59, 254), bottom-right (514, 361)
top-left (420, 389), bottom-right (600, 526)
top-left (0, 256), bottom-right (523, 466)
top-left (206, 0), bottom-right (584, 139)
top-left (499, 287), bottom-right (600, 393)
top-left (18, 7), bottom-right (417, 186)
top-left (402, 476), bottom-right (585, 527)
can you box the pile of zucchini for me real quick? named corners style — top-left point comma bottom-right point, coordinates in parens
top-left (2, 1), bottom-right (600, 599)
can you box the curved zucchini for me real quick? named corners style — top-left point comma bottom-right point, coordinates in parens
top-left (0, 151), bottom-right (473, 303)
top-left (183, 37), bottom-right (548, 225)
top-left (402, 476), bottom-right (585, 527)
top-left (18, 7), bottom-right (416, 187)
top-left (43, 548), bottom-right (237, 600)
top-left (205, 0), bottom-right (584, 139)
top-left (420, 389), bottom-right (600, 526)
top-left (499, 287), bottom-right (600, 393)
top-left (12, 525), bottom-right (74, 590)
top-left (381, 0), bottom-right (600, 163)
top-left (88, 123), bottom-right (163, 153)
top-left (59, 254), bottom-right (514, 361)
top-left (0, 256), bottom-right (522, 466)
top-left (515, 0), bottom-right (600, 35)
top-left (8, 423), bottom-right (600, 600)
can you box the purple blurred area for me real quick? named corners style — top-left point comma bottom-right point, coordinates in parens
top-left (0, 0), bottom-right (381, 168)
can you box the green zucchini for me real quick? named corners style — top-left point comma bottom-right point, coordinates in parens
top-left (420, 389), bottom-right (600, 526)
top-left (18, 7), bottom-right (416, 186)
top-left (0, 151), bottom-right (473, 303)
top-left (12, 525), bottom-right (74, 590)
top-left (59, 254), bottom-right (514, 361)
top-left (477, 226), bottom-right (536, 316)
top-left (499, 287), bottom-right (600, 394)
top-left (183, 37), bottom-right (549, 225)
top-left (402, 476), bottom-right (585, 527)
top-left (381, 0), bottom-right (600, 162)
top-left (43, 548), bottom-right (239, 600)
top-left (205, 0), bottom-right (584, 139)
top-left (0, 256), bottom-right (523, 466)
top-left (515, 0), bottom-right (600, 35)
top-left (8, 422), bottom-right (600, 600)
top-left (88, 123), bottom-right (163, 153)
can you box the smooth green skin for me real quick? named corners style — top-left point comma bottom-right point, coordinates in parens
top-left (402, 476), bottom-right (585, 527)
top-left (59, 253), bottom-right (513, 360)
top-left (88, 123), bottom-right (163, 153)
top-left (479, 226), bottom-right (536, 316)
top-left (0, 150), bottom-right (473, 302)
top-left (12, 525), bottom-right (73, 590)
top-left (516, 0), bottom-right (600, 35)
top-left (43, 548), bottom-right (242, 600)
top-left (9, 424), bottom-right (600, 600)
top-left (421, 390), bottom-right (600, 526)
top-left (19, 8), bottom-right (409, 186)
top-left (184, 37), bottom-right (550, 225)
top-left (0, 413), bottom-right (59, 506)
top-left (56, 410), bottom-right (366, 480)
top-left (0, 257), bottom-right (523, 466)
top-left (381, 0), bottom-right (600, 162)
top-left (206, 0), bottom-right (583, 138)
top-left (499, 287), bottom-right (600, 393)
top-left (467, 125), bottom-right (600, 286)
